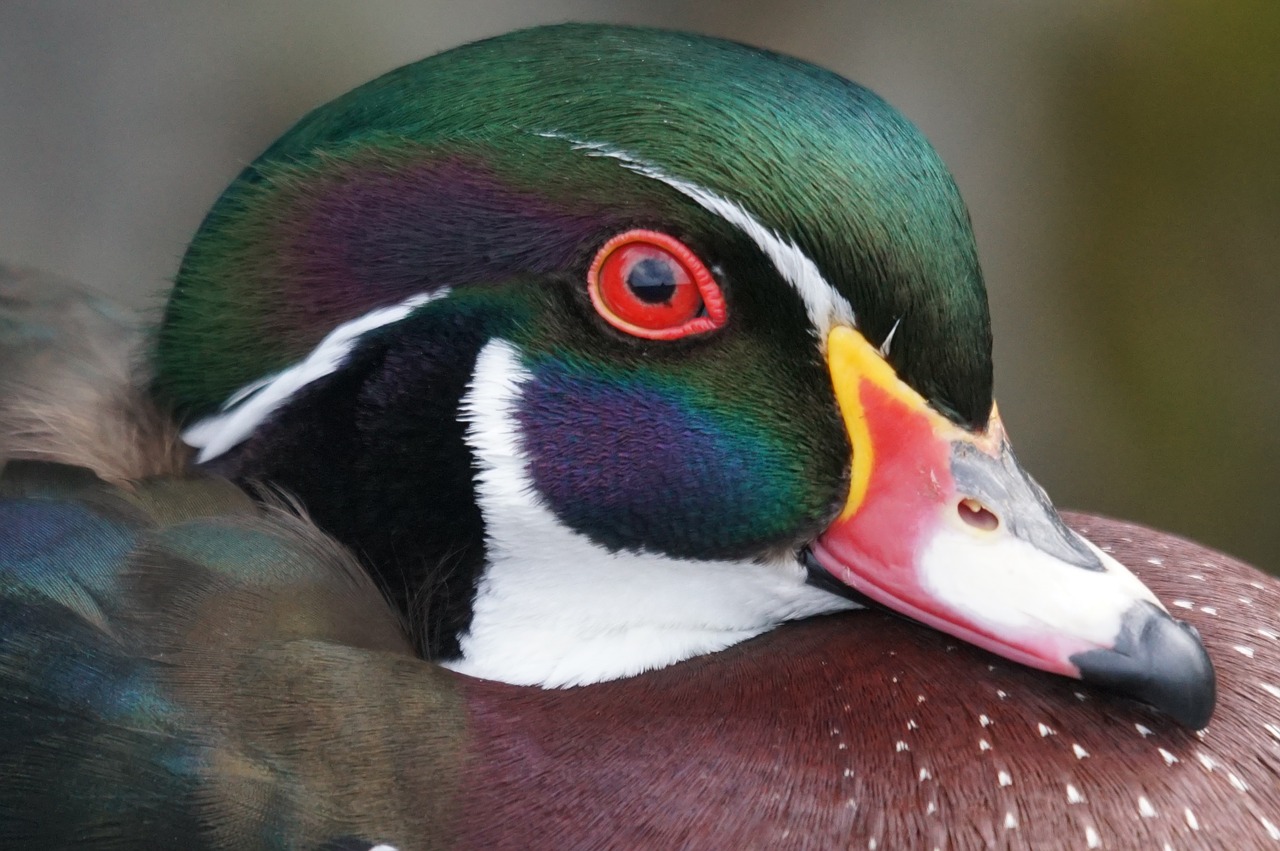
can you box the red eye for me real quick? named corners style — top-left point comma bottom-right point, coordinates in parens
top-left (587, 229), bottom-right (727, 340)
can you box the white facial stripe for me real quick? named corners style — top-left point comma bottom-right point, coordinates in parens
top-left (452, 339), bottom-right (856, 688)
top-left (543, 134), bottom-right (855, 339)
top-left (638, 170), bottom-right (856, 339)
top-left (182, 290), bottom-right (450, 462)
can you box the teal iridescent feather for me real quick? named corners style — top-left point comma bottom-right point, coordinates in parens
top-left (0, 462), bottom-right (462, 847)
top-left (0, 463), bottom-right (210, 846)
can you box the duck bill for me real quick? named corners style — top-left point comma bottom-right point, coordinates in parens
top-left (809, 326), bottom-right (1215, 728)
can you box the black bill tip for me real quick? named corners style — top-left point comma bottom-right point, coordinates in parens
top-left (1072, 601), bottom-right (1216, 729)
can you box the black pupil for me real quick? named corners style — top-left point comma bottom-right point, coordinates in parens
top-left (626, 257), bottom-right (678, 304)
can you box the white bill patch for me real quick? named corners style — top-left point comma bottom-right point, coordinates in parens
top-left (182, 290), bottom-right (450, 462)
top-left (916, 527), bottom-right (1161, 670)
top-left (540, 133), bottom-right (855, 339)
top-left (449, 339), bottom-right (857, 688)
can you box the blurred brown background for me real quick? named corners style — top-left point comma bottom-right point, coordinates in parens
top-left (2, 2), bottom-right (1275, 570)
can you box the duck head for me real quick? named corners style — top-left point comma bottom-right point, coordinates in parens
top-left (154, 25), bottom-right (1213, 726)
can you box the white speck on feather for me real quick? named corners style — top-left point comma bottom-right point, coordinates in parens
top-left (843, 768), bottom-right (855, 778)
top-left (896, 741), bottom-right (909, 752)
top-left (868, 838), bottom-right (877, 850)
top-left (1260, 816), bottom-right (1280, 840)
top-left (1251, 581), bottom-right (1265, 590)
top-left (1196, 752), bottom-right (1218, 772)
top-left (918, 695), bottom-right (926, 704)
top-left (979, 714), bottom-right (992, 727)
top-left (1147, 557), bottom-right (1163, 566)
top-left (1138, 796), bottom-right (1157, 817)
top-left (1004, 811), bottom-right (1018, 830)
top-left (998, 770), bottom-right (1013, 787)
top-left (838, 743), bottom-right (848, 750)
top-left (1258, 628), bottom-right (1279, 640)
top-left (1085, 825), bottom-right (1102, 848)
top-left (919, 767), bottom-right (932, 781)
top-left (1228, 772), bottom-right (1249, 793)
top-left (1264, 723), bottom-right (1280, 742)
top-left (1184, 808), bottom-right (1200, 831)
top-left (907, 719), bottom-right (919, 730)
top-left (878, 316), bottom-right (902, 357)
top-left (1188, 573), bottom-right (1205, 581)
top-left (1038, 723), bottom-right (1055, 737)
top-left (1066, 784), bottom-right (1085, 804)
top-left (1159, 748), bottom-right (1179, 765)
top-left (1075, 692), bottom-right (1088, 701)
top-left (996, 689), bottom-right (1008, 700)
top-left (1234, 645), bottom-right (1256, 658)
top-left (1261, 683), bottom-right (1280, 701)
top-left (1073, 744), bottom-right (1089, 759)
top-left (1173, 600), bottom-right (1194, 609)
top-left (979, 739), bottom-right (992, 752)
top-left (1135, 723), bottom-right (1153, 737)
top-left (1200, 606), bottom-right (1217, 615)
top-left (926, 801), bottom-right (937, 815)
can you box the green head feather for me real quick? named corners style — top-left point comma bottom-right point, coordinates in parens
top-left (156, 23), bottom-right (990, 428)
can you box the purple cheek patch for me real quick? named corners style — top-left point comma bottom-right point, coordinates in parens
top-left (516, 360), bottom-right (802, 558)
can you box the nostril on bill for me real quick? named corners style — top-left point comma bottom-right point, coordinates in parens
top-left (958, 497), bottom-right (999, 532)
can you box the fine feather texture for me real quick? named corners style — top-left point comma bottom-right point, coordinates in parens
top-left (0, 461), bottom-right (463, 849)
top-left (450, 514), bottom-right (1280, 849)
top-left (543, 133), bottom-right (858, 339)
top-left (184, 289), bottom-right (450, 462)
top-left (4, 22), bottom-right (1273, 848)
top-left (156, 24), bottom-right (991, 429)
top-left (7, 464), bottom-right (1274, 848)
top-left (452, 339), bottom-right (856, 686)
top-left (0, 264), bottom-right (187, 482)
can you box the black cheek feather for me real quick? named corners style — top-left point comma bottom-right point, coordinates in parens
top-left (218, 316), bottom-right (495, 660)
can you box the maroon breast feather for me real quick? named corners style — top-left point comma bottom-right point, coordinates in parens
top-left (453, 513), bottom-right (1280, 849)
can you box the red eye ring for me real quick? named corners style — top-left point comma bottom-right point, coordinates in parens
top-left (587, 229), bottom-right (727, 340)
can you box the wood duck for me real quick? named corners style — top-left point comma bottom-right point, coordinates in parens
top-left (1, 23), bottom-right (1275, 849)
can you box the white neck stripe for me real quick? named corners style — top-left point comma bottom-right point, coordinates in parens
top-left (182, 290), bottom-right (450, 462)
top-left (542, 134), bottom-right (856, 339)
top-left (450, 338), bottom-right (857, 687)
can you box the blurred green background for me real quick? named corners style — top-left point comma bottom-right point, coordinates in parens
top-left (1, 2), bottom-right (1275, 571)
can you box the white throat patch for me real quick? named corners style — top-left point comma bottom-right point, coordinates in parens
top-left (447, 338), bottom-right (857, 688)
